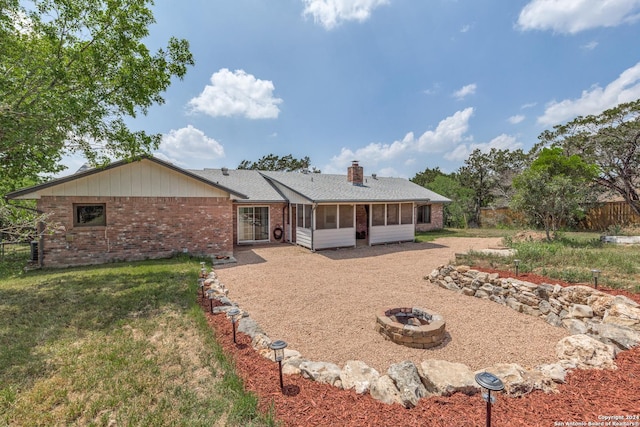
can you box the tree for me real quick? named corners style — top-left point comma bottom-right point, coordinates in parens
top-left (539, 100), bottom-right (640, 216)
top-left (429, 174), bottom-right (475, 228)
top-left (238, 154), bottom-right (320, 172)
top-left (410, 167), bottom-right (447, 188)
top-left (0, 0), bottom-right (194, 185)
top-left (510, 147), bottom-right (599, 240)
top-left (411, 168), bottom-right (474, 227)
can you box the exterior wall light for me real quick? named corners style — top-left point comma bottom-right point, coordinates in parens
top-left (514, 259), bottom-right (520, 277)
top-left (269, 340), bottom-right (288, 392)
top-left (475, 371), bottom-right (505, 427)
top-left (227, 307), bottom-right (241, 344)
top-left (591, 269), bottom-right (601, 289)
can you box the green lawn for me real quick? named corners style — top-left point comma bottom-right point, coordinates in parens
top-left (0, 254), bottom-right (275, 426)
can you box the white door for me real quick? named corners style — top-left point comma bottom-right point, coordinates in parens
top-left (238, 207), bottom-right (269, 242)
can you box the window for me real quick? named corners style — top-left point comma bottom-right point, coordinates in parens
top-left (316, 205), bottom-right (337, 230)
top-left (372, 204), bottom-right (385, 226)
top-left (417, 205), bottom-right (431, 224)
top-left (74, 204), bottom-right (106, 227)
top-left (401, 203), bottom-right (413, 224)
top-left (386, 203), bottom-right (399, 225)
top-left (339, 205), bottom-right (354, 228)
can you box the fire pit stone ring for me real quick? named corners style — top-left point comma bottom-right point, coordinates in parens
top-left (375, 307), bottom-right (446, 349)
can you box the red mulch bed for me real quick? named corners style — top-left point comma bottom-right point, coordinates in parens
top-left (202, 269), bottom-right (640, 427)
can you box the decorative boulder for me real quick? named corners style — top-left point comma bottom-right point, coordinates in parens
top-left (387, 360), bottom-right (428, 408)
top-left (418, 359), bottom-right (479, 396)
top-left (603, 303), bottom-right (640, 331)
top-left (478, 364), bottom-right (541, 397)
top-left (340, 360), bottom-right (380, 394)
top-left (299, 361), bottom-right (343, 387)
top-left (556, 334), bottom-right (617, 370)
top-left (369, 375), bottom-right (403, 405)
top-left (590, 323), bottom-right (640, 350)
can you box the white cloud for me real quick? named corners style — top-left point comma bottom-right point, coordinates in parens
top-left (508, 114), bottom-right (525, 124)
top-left (452, 83), bottom-right (477, 100)
top-left (538, 61), bottom-right (640, 125)
top-left (460, 24), bottom-right (471, 33)
top-left (521, 102), bottom-right (537, 109)
top-left (302, 0), bottom-right (389, 30)
top-left (188, 69), bottom-right (282, 119)
top-left (444, 134), bottom-right (523, 162)
top-left (582, 40), bottom-right (599, 50)
top-left (158, 125), bottom-right (225, 165)
top-left (517, 0), bottom-right (640, 34)
top-left (325, 108), bottom-right (474, 172)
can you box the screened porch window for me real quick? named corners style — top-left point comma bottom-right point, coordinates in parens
top-left (297, 204), bottom-right (312, 229)
top-left (339, 205), bottom-right (354, 228)
top-left (386, 203), bottom-right (399, 225)
top-left (316, 205), bottom-right (337, 230)
top-left (401, 203), bottom-right (413, 224)
top-left (372, 204), bottom-right (385, 226)
top-left (238, 206), bottom-right (270, 242)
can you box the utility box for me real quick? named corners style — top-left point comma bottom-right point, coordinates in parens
top-left (30, 241), bottom-right (38, 262)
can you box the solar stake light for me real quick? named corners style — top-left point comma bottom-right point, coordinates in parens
top-left (269, 340), bottom-right (288, 392)
top-left (227, 307), bottom-right (241, 344)
top-left (475, 371), bottom-right (504, 427)
top-left (591, 269), bottom-right (601, 289)
top-left (514, 259), bottom-right (520, 277)
top-left (199, 261), bottom-right (207, 278)
top-left (198, 278), bottom-right (205, 298)
top-left (206, 290), bottom-right (216, 314)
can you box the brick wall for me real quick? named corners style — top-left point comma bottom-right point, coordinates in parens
top-left (415, 203), bottom-right (445, 232)
top-left (38, 196), bottom-right (234, 268)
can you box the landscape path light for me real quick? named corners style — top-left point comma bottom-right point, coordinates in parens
top-left (475, 371), bottom-right (505, 427)
top-left (591, 269), bottom-right (601, 289)
top-left (269, 340), bottom-right (288, 392)
top-left (514, 259), bottom-right (520, 277)
top-left (198, 278), bottom-right (205, 299)
top-left (206, 289), bottom-right (216, 314)
top-left (227, 307), bottom-right (241, 344)
top-left (199, 261), bottom-right (207, 278)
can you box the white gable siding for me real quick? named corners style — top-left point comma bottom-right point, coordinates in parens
top-left (16, 160), bottom-right (229, 199)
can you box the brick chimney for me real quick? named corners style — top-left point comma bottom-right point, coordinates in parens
top-left (347, 160), bottom-right (364, 186)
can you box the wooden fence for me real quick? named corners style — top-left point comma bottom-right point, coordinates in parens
top-left (480, 201), bottom-right (640, 231)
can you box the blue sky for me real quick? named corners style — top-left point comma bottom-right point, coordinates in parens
top-left (60, 0), bottom-right (640, 178)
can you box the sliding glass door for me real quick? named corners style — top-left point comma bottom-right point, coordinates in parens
top-left (238, 207), bottom-right (270, 242)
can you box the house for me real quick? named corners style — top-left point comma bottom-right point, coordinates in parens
top-left (5, 157), bottom-right (450, 267)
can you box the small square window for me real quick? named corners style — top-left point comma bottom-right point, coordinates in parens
top-left (74, 204), bottom-right (106, 227)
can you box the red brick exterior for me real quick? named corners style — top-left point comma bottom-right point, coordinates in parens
top-left (37, 196), bottom-right (234, 268)
top-left (415, 203), bottom-right (445, 232)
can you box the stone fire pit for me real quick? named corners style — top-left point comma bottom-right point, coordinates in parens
top-left (375, 307), bottom-right (446, 349)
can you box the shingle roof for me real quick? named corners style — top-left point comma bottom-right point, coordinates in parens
top-left (259, 171), bottom-right (450, 203)
top-left (188, 169), bottom-right (286, 202)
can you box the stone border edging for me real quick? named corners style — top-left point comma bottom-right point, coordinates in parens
top-left (201, 265), bottom-right (640, 408)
